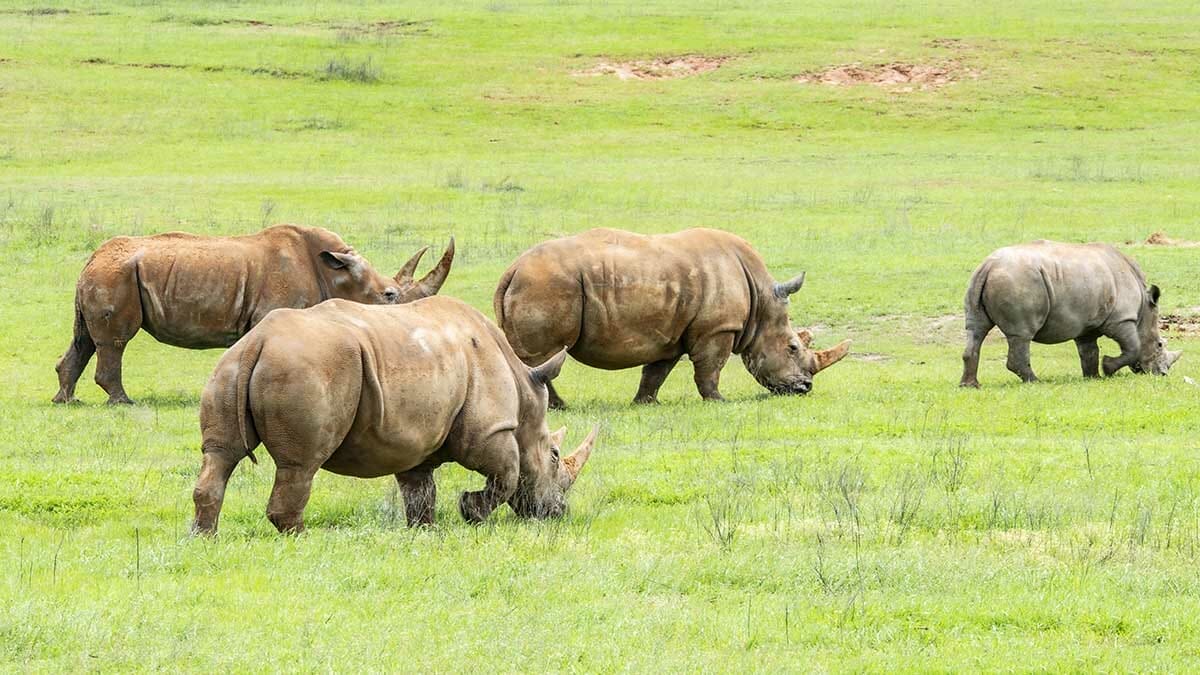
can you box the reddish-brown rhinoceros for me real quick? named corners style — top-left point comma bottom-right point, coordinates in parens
top-left (960, 240), bottom-right (1181, 387)
top-left (494, 228), bottom-right (851, 407)
top-left (53, 225), bottom-right (454, 405)
top-left (191, 296), bottom-right (597, 534)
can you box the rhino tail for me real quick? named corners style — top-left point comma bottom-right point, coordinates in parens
top-left (493, 263), bottom-right (518, 332)
top-left (234, 335), bottom-right (265, 463)
top-left (964, 258), bottom-right (994, 330)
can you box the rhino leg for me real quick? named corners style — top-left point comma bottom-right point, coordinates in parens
top-left (191, 450), bottom-right (240, 535)
top-left (53, 304), bottom-right (96, 404)
top-left (1102, 321), bottom-right (1140, 376)
top-left (546, 381), bottom-right (567, 410)
top-left (265, 465), bottom-right (320, 534)
top-left (1075, 337), bottom-right (1101, 378)
top-left (94, 342), bottom-right (135, 405)
top-left (634, 355), bottom-right (682, 404)
top-left (457, 433), bottom-right (519, 523)
top-left (1004, 336), bottom-right (1038, 383)
top-left (691, 332), bottom-right (735, 401)
top-left (396, 468), bottom-right (437, 527)
top-left (959, 324), bottom-right (992, 388)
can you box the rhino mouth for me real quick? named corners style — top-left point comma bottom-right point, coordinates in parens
top-left (768, 380), bottom-right (812, 396)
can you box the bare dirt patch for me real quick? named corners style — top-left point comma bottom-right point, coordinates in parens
top-left (574, 55), bottom-right (728, 81)
top-left (1138, 231), bottom-right (1200, 247)
top-left (795, 60), bottom-right (978, 91)
top-left (1160, 309), bottom-right (1200, 335)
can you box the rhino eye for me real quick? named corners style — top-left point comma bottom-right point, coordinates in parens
top-left (787, 343), bottom-right (800, 354)
top-left (550, 447), bottom-right (560, 462)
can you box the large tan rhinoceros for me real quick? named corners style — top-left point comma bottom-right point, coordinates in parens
top-left (53, 224), bottom-right (454, 405)
top-left (191, 296), bottom-right (598, 534)
top-left (494, 228), bottom-right (851, 407)
top-left (960, 240), bottom-right (1180, 386)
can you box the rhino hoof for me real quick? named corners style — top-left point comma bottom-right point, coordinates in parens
top-left (958, 380), bottom-right (980, 389)
top-left (51, 393), bottom-right (79, 404)
top-left (106, 396), bottom-right (136, 406)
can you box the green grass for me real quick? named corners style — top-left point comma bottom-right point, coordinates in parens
top-left (3, 0), bottom-right (1200, 670)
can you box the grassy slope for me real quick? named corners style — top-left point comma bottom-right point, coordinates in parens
top-left (2, 0), bottom-right (1199, 670)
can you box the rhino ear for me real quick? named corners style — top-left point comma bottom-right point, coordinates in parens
top-left (773, 272), bottom-right (805, 299)
top-left (530, 348), bottom-right (568, 385)
top-left (320, 250), bottom-right (355, 270)
top-left (1149, 285), bottom-right (1161, 307)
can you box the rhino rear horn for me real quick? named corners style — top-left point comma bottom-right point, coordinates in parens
top-left (412, 237), bottom-right (455, 298)
top-left (530, 348), bottom-right (568, 385)
top-left (814, 339), bottom-right (852, 374)
top-left (562, 425), bottom-right (599, 485)
top-left (774, 272), bottom-right (806, 299)
top-left (395, 246), bottom-right (430, 282)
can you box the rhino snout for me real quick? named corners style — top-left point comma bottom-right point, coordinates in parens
top-left (770, 378), bottom-right (812, 395)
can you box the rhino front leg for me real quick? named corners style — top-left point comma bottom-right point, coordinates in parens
top-left (691, 332), bottom-right (735, 401)
top-left (1102, 322), bottom-right (1140, 376)
top-left (191, 450), bottom-right (240, 535)
top-left (457, 434), bottom-right (519, 523)
top-left (266, 465), bottom-right (319, 534)
top-left (1004, 336), bottom-right (1038, 383)
top-left (1075, 337), bottom-right (1100, 378)
top-left (396, 468), bottom-right (437, 527)
top-left (634, 355), bottom-right (682, 404)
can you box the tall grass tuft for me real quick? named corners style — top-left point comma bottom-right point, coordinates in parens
top-left (317, 57), bottom-right (380, 83)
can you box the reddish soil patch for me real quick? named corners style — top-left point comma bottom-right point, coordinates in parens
top-left (795, 61), bottom-right (978, 91)
top-left (1160, 312), bottom-right (1200, 335)
top-left (574, 55), bottom-right (728, 81)
top-left (1142, 231), bottom-right (1200, 247)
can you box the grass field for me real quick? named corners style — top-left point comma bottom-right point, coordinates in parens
top-left (3, 0), bottom-right (1200, 670)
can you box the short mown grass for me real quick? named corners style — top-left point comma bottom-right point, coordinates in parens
top-left (2, 0), bottom-right (1200, 670)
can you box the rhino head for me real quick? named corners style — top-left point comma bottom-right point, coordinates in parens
top-left (318, 238), bottom-right (455, 305)
top-left (740, 272), bottom-right (851, 395)
top-left (1132, 285), bottom-right (1182, 375)
top-left (508, 350), bottom-right (598, 519)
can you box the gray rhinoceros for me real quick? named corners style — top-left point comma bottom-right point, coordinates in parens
top-left (191, 296), bottom-right (597, 534)
top-left (54, 224), bottom-right (454, 405)
top-left (960, 240), bottom-right (1181, 387)
top-left (494, 228), bottom-right (851, 407)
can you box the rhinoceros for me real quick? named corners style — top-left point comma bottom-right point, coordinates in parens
top-left (494, 228), bottom-right (851, 407)
top-left (53, 224), bottom-right (454, 405)
top-left (960, 240), bottom-right (1181, 387)
top-left (191, 296), bottom-right (597, 534)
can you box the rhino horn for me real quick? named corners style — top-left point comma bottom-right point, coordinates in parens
top-left (395, 245), bottom-right (429, 283)
top-left (814, 339), bottom-right (852, 374)
top-left (530, 348), bottom-right (568, 385)
top-left (412, 237), bottom-right (456, 298)
top-left (773, 272), bottom-right (806, 299)
top-left (562, 425), bottom-right (599, 485)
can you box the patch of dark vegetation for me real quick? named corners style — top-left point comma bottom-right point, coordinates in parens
top-left (10, 7), bottom-right (70, 15)
top-left (480, 176), bottom-right (524, 193)
top-left (78, 57), bottom-right (349, 83)
top-left (332, 18), bottom-right (431, 42)
top-left (317, 56), bottom-right (380, 83)
top-left (795, 60), bottom-right (979, 91)
top-left (155, 14), bottom-right (272, 28)
top-left (276, 116), bottom-right (346, 132)
top-left (248, 65), bottom-right (306, 79)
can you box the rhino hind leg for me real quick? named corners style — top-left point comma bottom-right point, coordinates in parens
top-left (95, 342), bottom-right (135, 405)
top-left (266, 465), bottom-right (320, 534)
top-left (396, 468), bottom-right (437, 527)
top-left (53, 328), bottom-right (96, 404)
top-left (1004, 336), bottom-right (1038, 383)
top-left (191, 450), bottom-right (241, 535)
top-left (1075, 337), bottom-right (1101, 378)
top-left (634, 355), bottom-right (683, 404)
top-left (959, 324), bottom-right (992, 388)
top-left (546, 381), bottom-right (567, 410)
top-left (456, 434), bottom-right (519, 523)
top-left (691, 332), bottom-right (735, 401)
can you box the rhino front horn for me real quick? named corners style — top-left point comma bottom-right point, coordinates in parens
top-left (409, 237), bottom-right (455, 298)
top-left (562, 425), bottom-right (599, 485)
top-left (773, 272), bottom-right (806, 299)
top-left (815, 339), bottom-right (852, 373)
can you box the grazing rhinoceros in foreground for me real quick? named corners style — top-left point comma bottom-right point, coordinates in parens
top-left (191, 296), bottom-right (597, 534)
top-left (53, 225), bottom-right (454, 405)
top-left (960, 240), bottom-right (1180, 387)
top-left (494, 228), bottom-right (851, 407)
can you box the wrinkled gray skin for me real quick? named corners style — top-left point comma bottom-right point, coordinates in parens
top-left (960, 241), bottom-right (1181, 387)
top-left (191, 296), bottom-right (597, 534)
